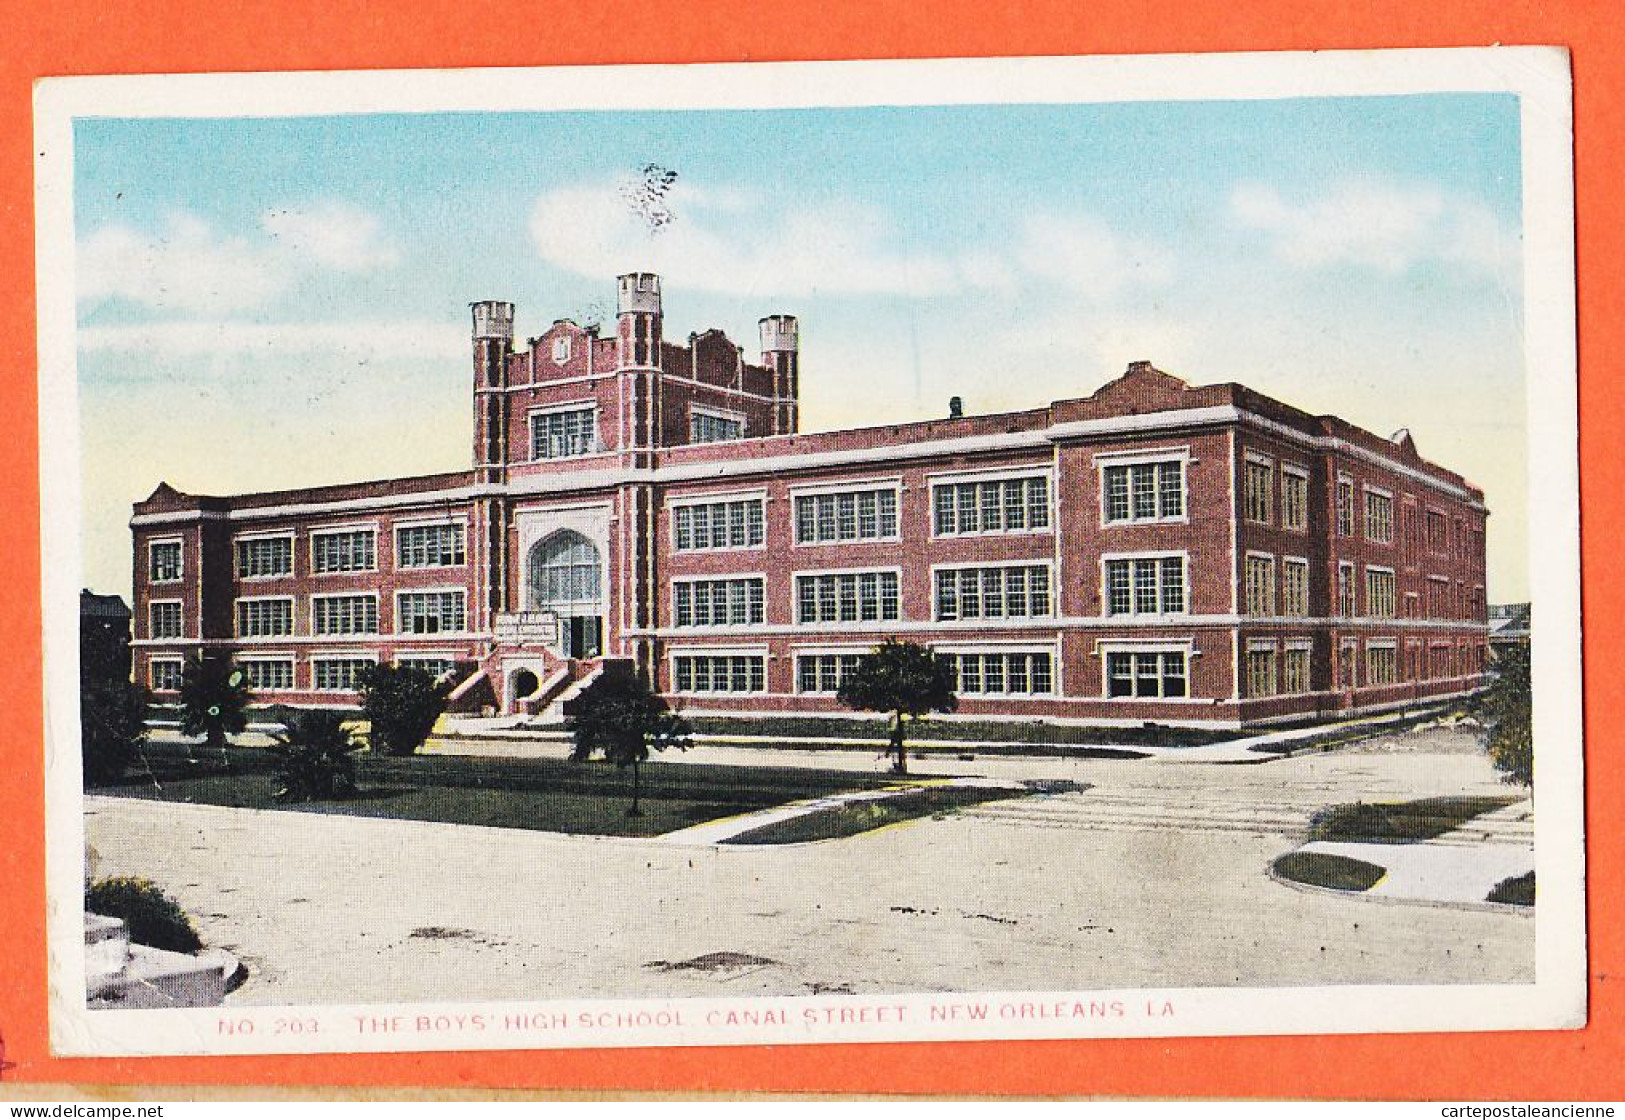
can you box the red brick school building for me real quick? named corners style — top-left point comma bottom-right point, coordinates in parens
top-left (129, 272), bottom-right (1490, 727)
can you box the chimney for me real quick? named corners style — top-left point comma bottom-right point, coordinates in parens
top-left (948, 396), bottom-right (964, 419)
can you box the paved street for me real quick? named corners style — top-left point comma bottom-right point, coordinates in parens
top-left (83, 725), bottom-right (1533, 1006)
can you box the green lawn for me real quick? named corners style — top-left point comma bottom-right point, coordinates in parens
top-left (1487, 871), bottom-right (1535, 906)
top-left (1307, 795), bottom-right (1521, 844)
top-left (98, 741), bottom-right (903, 839)
top-left (1272, 851), bottom-right (1388, 892)
top-left (720, 783), bottom-right (1041, 845)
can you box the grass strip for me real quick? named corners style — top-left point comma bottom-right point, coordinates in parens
top-left (1272, 851), bottom-right (1387, 892)
top-left (1307, 795), bottom-right (1520, 844)
top-left (720, 784), bottom-right (1028, 845)
top-left (1487, 871), bottom-right (1535, 906)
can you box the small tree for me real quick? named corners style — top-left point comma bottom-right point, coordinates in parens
top-left (567, 666), bottom-right (691, 816)
top-left (357, 663), bottom-right (452, 756)
top-left (81, 677), bottom-right (151, 787)
top-left (268, 710), bottom-right (362, 803)
top-left (837, 638), bottom-right (958, 775)
top-left (1478, 643), bottom-right (1533, 788)
top-left (178, 654), bottom-right (249, 760)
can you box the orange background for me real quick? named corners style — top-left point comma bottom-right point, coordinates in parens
top-left (0, 0), bottom-right (1618, 1100)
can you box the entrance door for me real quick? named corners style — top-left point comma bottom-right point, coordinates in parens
top-left (564, 616), bottom-right (602, 659)
top-left (527, 530), bottom-right (605, 660)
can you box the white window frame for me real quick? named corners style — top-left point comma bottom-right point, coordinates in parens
top-left (789, 479), bottom-right (903, 546)
top-left (1242, 451), bottom-right (1275, 525)
top-left (671, 574), bottom-right (769, 630)
top-left (792, 645), bottom-right (873, 695)
top-left (1363, 485), bottom-right (1396, 545)
top-left (148, 657), bottom-right (185, 692)
top-left (147, 537), bottom-right (184, 584)
top-left (688, 404), bottom-right (748, 444)
top-left (528, 401), bottom-right (602, 460)
top-left (792, 565), bottom-right (904, 626)
top-left (234, 595), bottom-right (296, 639)
top-left (1365, 564), bottom-right (1398, 619)
top-left (667, 491), bottom-right (769, 554)
top-left (148, 598), bottom-right (184, 640)
top-left (310, 591), bottom-right (382, 636)
top-left (1243, 551), bottom-right (1276, 617)
top-left (1098, 551), bottom-right (1186, 618)
top-left (309, 523), bottom-right (379, 576)
top-left (927, 468), bottom-right (1055, 538)
top-left (233, 531), bottom-right (295, 581)
top-left (667, 647), bottom-right (771, 696)
top-left (394, 587), bottom-right (469, 636)
top-left (1095, 639), bottom-right (1192, 701)
top-left (237, 655), bottom-right (296, 691)
top-left (394, 519), bottom-right (468, 570)
top-left (1280, 464), bottom-right (1311, 532)
top-left (1095, 448), bottom-right (1190, 527)
top-left (935, 644), bottom-right (1060, 699)
top-left (310, 653), bottom-right (380, 692)
top-left (1281, 556), bottom-right (1311, 617)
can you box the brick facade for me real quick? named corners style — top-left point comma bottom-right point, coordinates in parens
top-left (130, 273), bottom-right (1490, 727)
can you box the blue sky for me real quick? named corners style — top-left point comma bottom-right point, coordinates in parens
top-left (75, 94), bottom-right (1527, 599)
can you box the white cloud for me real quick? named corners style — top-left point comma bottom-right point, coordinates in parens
top-left (1014, 215), bottom-right (1175, 301)
top-left (260, 202), bottom-right (401, 271)
top-left (77, 212), bottom-right (291, 314)
top-left (77, 318), bottom-right (467, 363)
top-left (1231, 180), bottom-right (1520, 277)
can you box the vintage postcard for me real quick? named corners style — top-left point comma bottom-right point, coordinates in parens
top-left (35, 47), bottom-right (1583, 1060)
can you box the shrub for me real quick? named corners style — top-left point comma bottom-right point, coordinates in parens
top-left (81, 678), bottom-right (150, 787)
top-left (268, 710), bottom-right (362, 802)
top-left (1487, 871), bottom-right (1535, 906)
top-left (178, 654), bottom-right (249, 753)
top-left (357, 664), bottom-right (452, 756)
top-left (85, 876), bottom-right (203, 953)
top-left (568, 665), bottom-right (692, 816)
top-left (1477, 644), bottom-right (1533, 787)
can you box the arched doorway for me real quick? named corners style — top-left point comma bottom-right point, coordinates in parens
top-left (527, 530), bottom-right (603, 658)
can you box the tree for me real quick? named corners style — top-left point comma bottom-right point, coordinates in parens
top-left (268, 710), bottom-right (362, 802)
top-left (357, 663), bottom-right (452, 756)
top-left (81, 677), bottom-right (151, 787)
top-left (567, 666), bottom-right (691, 816)
top-left (178, 654), bottom-right (249, 760)
top-left (837, 639), bottom-right (958, 775)
top-left (1477, 643), bottom-right (1533, 788)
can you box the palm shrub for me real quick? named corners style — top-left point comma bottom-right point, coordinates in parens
top-left (268, 710), bottom-right (361, 802)
top-left (178, 654), bottom-right (249, 757)
top-left (357, 663), bottom-right (452, 756)
top-left (81, 677), bottom-right (151, 787)
top-left (85, 876), bottom-right (202, 953)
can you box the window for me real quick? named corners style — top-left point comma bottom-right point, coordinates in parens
top-left (1244, 458), bottom-right (1273, 523)
top-left (240, 659), bottom-right (294, 691)
top-left (530, 407), bottom-right (598, 459)
top-left (1427, 510), bottom-right (1448, 553)
top-left (149, 659), bottom-right (184, 691)
top-left (932, 477), bottom-right (1050, 535)
top-left (1366, 568), bottom-right (1397, 618)
top-left (149, 541), bottom-right (182, 583)
top-left (235, 536), bottom-right (292, 579)
top-left (1336, 477), bottom-right (1355, 537)
top-left (674, 578), bottom-right (766, 627)
top-left (1281, 470), bottom-right (1309, 531)
top-left (796, 572), bottom-right (901, 624)
top-left (1338, 641), bottom-right (1359, 689)
top-left (235, 598), bottom-right (293, 638)
top-left (1104, 650), bottom-right (1185, 699)
top-left (690, 410), bottom-right (744, 443)
top-left (1103, 557), bottom-right (1184, 615)
top-left (946, 651), bottom-right (1055, 696)
top-left (1430, 644), bottom-right (1454, 679)
top-left (552, 335), bottom-right (571, 364)
top-left (313, 595), bottom-right (379, 635)
top-left (1246, 646), bottom-right (1278, 698)
top-left (673, 654), bottom-right (766, 693)
top-left (794, 489), bottom-right (898, 544)
top-left (1403, 503), bottom-right (1422, 555)
top-left (796, 653), bottom-right (864, 694)
top-left (1102, 461), bottom-right (1184, 523)
top-left (1244, 555), bottom-right (1276, 616)
top-left (397, 523), bottom-right (465, 568)
top-left (1427, 577), bottom-right (1449, 618)
top-left (1367, 644), bottom-right (1399, 686)
top-left (673, 499), bottom-right (765, 551)
top-left (149, 601), bottom-right (182, 639)
top-left (313, 658), bottom-right (374, 692)
top-left (1365, 491), bottom-right (1394, 543)
top-left (312, 529), bottom-right (376, 573)
top-left (1337, 562), bottom-right (1356, 617)
top-left (397, 591), bottom-right (466, 634)
top-left (935, 565), bottom-right (1052, 621)
top-left (1282, 560), bottom-right (1310, 617)
top-left (397, 657), bottom-right (459, 680)
top-left (1282, 647), bottom-right (1311, 693)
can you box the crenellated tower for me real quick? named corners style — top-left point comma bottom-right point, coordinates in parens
top-left (615, 273), bottom-right (663, 451)
top-left (760, 314), bottom-right (799, 435)
top-left (471, 300), bottom-right (515, 483)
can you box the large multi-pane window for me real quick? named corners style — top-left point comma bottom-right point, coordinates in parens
top-left (240, 659), bottom-right (294, 691)
top-left (312, 594), bottom-right (379, 635)
top-left (796, 571), bottom-right (901, 624)
top-left (1337, 562), bottom-right (1357, 617)
top-left (1282, 646), bottom-right (1311, 693)
top-left (794, 489), bottom-right (899, 544)
top-left (312, 529), bottom-right (376, 574)
top-left (1366, 568), bottom-right (1397, 618)
top-left (689, 410), bottom-right (744, 443)
top-left (1367, 643), bottom-right (1399, 685)
top-left (1243, 459), bottom-right (1274, 523)
top-left (1102, 461), bottom-right (1184, 523)
top-left (397, 591), bottom-right (466, 634)
top-left (934, 565), bottom-right (1052, 621)
top-left (149, 659), bottom-right (184, 692)
top-left (796, 653), bottom-right (864, 694)
top-left (149, 540), bottom-right (182, 583)
top-left (1281, 560), bottom-right (1310, 617)
top-left (397, 657), bottom-right (459, 680)
top-left (674, 578), bottom-right (766, 627)
top-left (1365, 491), bottom-right (1395, 543)
top-left (235, 535), bottom-right (292, 579)
top-left (1104, 650), bottom-right (1185, 698)
top-left (932, 477), bottom-right (1051, 535)
top-left (530, 407), bottom-right (599, 459)
top-left (1244, 555), bottom-right (1276, 616)
top-left (673, 499), bottom-right (765, 551)
top-left (312, 658), bottom-right (374, 691)
top-left (1103, 556), bottom-right (1184, 615)
top-left (1246, 646), bottom-right (1278, 697)
top-left (235, 598), bottom-right (293, 638)
top-left (946, 651), bottom-right (1054, 696)
top-left (1335, 477), bottom-right (1356, 537)
top-left (396, 523), bottom-right (465, 568)
top-left (149, 600), bottom-right (183, 639)
top-left (1282, 470), bottom-right (1309, 531)
top-left (673, 654), bottom-right (766, 693)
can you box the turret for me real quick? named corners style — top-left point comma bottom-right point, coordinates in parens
top-left (760, 314), bottom-right (799, 435)
top-left (471, 300), bottom-right (515, 475)
top-left (616, 273), bottom-right (662, 369)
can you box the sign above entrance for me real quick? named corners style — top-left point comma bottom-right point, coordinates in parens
top-left (493, 611), bottom-right (559, 645)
